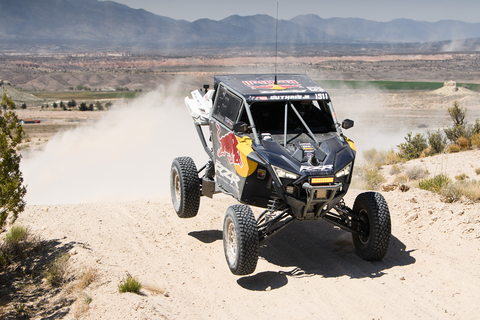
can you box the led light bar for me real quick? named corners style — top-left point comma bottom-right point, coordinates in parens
top-left (311, 177), bottom-right (334, 185)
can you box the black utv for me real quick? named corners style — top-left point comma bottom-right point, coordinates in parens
top-left (171, 74), bottom-right (391, 275)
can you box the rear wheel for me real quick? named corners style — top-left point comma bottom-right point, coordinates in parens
top-left (170, 157), bottom-right (200, 218)
top-left (223, 204), bottom-right (259, 275)
top-left (352, 192), bottom-right (391, 261)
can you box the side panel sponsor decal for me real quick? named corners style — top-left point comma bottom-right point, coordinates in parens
top-left (216, 123), bottom-right (243, 167)
top-left (216, 161), bottom-right (240, 189)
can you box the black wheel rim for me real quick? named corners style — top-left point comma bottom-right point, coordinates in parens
top-left (358, 209), bottom-right (370, 244)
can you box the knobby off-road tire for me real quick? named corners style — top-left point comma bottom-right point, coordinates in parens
top-left (352, 192), bottom-right (391, 261)
top-left (223, 204), bottom-right (259, 275)
top-left (170, 157), bottom-right (200, 218)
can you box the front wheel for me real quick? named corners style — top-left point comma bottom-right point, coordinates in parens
top-left (352, 192), bottom-right (391, 261)
top-left (170, 157), bottom-right (200, 218)
top-left (223, 204), bottom-right (259, 275)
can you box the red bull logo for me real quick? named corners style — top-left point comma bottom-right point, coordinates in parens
top-left (216, 123), bottom-right (243, 167)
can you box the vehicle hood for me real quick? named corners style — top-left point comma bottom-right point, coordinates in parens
top-left (253, 136), bottom-right (355, 176)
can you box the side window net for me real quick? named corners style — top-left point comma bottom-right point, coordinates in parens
top-left (213, 85), bottom-right (243, 128)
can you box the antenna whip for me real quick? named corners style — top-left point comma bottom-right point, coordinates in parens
top-left (275, 2), bottom-right (279, 84)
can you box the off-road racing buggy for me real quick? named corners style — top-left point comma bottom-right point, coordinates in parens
top-left (171, 74), bottom-right (391, 275)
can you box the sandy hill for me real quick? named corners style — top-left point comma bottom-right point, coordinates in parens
top-left (0, 80), bottom-right (44, 105)
top-left (5, 149), bottom-right (479, 319)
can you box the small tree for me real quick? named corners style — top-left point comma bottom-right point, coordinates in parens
top-left (79, 102), bottom-right (88, 111)
top-left (60, 101), bottom-right (66, 110)
top-left (448, 100), bottom-right (466, 126)
top-left (88, 103), bottom-right (94, 111)
top-left (0, 93), bottom-right (26, 229)
top-left (427, 130), bottom-right (447, 154)
top-left (444, 100), bottom-right (467, 142)
top-left (95, 101), bottom-right (104, 111)
top-left (397, 132), bottom-right (428, 160)
top-left (20, 103), bottom-right (27, 110)
top-left (67, 99), bottom-right (76, 109)
top-left (52, 102), bottom-right (58, 109)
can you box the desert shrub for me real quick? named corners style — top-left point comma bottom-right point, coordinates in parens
top-left (397, 132), bottom-right (428, 160)
top-left (420, 145), bottom-right (433, 158)
top-left (4, 225), bottom-right (28, 245)
top-left (395, 174), bottom-right (409, 184)
top-left (471, 133), bottom-right (480, 148)
top-left (470, 119), bottom-right (480, 136)
top-left (455, 173), bottom-right (468, 181)
top-left (427, 130), bottom-right (447, 154)
top-left (384, 151), bottom-right (401, 165)
top-left (0, 226), bottom-right (40, 266)
top-left (444, 125), bottom-right (467, 143)
top-left (390, 164), bottom-right (402, 175)
top-left (44, 252), bottom-right (70, 286)
top-left (447, 144), bottom-right (461, 153)
top-left (454, 180), bottom-right (480, 201)
top-left (118, 275), bottom-right (142, 293)
top-left (363, 148), bottom-right (399, 167)
top-left (448, 100), bottom-right (466, 126)
top-left (476, 168), bottom-right (480, 175)
top-left (457, 136), bottom-right (471, 150)
top-left (419, 174), bottom-right (451, 193)
top-left (359, 165), bottom-right (386, 190)
top-left (440, 184), bottom-right (462, 203)
top-left (0, 93), bottom-right (27, 229)
top-left (406, 166), bottom-right (427, 180)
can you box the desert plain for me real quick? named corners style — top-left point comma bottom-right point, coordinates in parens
top-left (1, 52), bottom-right (480, 319)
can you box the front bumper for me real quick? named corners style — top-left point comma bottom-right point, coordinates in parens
top-left (284, 182), bottom-right (343, 220)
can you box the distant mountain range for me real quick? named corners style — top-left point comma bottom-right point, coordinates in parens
top-left (1, 0), bottom-right (480, 48)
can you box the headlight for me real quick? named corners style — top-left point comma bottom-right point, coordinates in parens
top-left (335, 163), bottom-right (352, 178)
top-left (272, 165), bottom-right (299, 180)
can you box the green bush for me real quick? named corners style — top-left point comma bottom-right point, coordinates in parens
top-left (118, 275), bottom-right (142, 293)
top-left (4, 225), bottom-right (28, 245)
top-left (419, 174), bottom-right (451, 193)
top-left (427, 130), bottom-right (447, 154)
top-left (0, 93), bottom-right (27, 229)
top-left (397, 132), bottom-right (428, 160)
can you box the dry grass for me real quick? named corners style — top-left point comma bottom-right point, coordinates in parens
top-left (76, 267), bottom-right (98, 290)
top-left (358, 165), bottom-right (386, 190)
top-left (44, 252), bottom-right (70, 287)
top-left (453, 180), bottom-right (480, 201)
top-left (447, 144), bottom-right (461, 153)
top-left (389, 164), bottom-right (402, 175)
top-left (363, 148), bottom-right (399, 166)
top-left (395, 174), bottom-right (409, 184)
top-left (471, 133), bottom-right (480, 148)
top-left (457, 136), bottom-right (471, 150)
top-left (406, 166), bottom-right (428, 181)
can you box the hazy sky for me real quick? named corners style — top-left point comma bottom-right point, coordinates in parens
top-left (105, 0), bottom-right (480, 23)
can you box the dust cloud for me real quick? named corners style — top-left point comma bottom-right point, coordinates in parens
top-left (21, 86), bottom-right (208, 205)
top-left (329, 86), bottom-right (409, 158)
